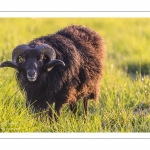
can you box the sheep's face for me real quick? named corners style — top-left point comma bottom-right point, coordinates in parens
top-left (0, 44), bottom-right (65, 82)
top-left (17, 50), bottom-right (49, 82)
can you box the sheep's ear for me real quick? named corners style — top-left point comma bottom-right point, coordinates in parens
top-left (45, 59), bottom-right (65, 71)
top-left (0, 61), bottom-right (19, 70)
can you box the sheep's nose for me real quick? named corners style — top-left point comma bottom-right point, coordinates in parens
top-left (27, 70), bottom-right (37, 78)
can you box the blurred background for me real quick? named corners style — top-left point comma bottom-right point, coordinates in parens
top-left (0, 18), bottom-right (150, 76)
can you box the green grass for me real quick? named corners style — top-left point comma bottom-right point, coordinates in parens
top-left (1, 18), bottom-right (150, 132)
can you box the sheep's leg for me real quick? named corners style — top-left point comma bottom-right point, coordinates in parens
top-left (48, 107), bottom-right (54, 121)
top-left (69, 102), bottom-right (77, 114)
top-left (46, 102), bottom-right (54, 122)
top-left (54, 102), bottom-right (63, 121)
top-left (83, 98), bottom-right (88, 115)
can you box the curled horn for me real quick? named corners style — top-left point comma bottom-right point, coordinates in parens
top-left (0, 44), bottom-right (29, 70)
top-left (35, 44), bottom-right (65, 71)
top-left (12, 44), bottom-right (30, 63)
top-left (0, 61), bottom-right (19, 69)
top-left (35, 44), bottom-right (56, 60)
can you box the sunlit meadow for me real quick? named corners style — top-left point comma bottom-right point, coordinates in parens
top-left (0, 18), bottom-right (150, 132)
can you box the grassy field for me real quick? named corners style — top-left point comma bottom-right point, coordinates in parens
top-left (0, 18), bottom-right (150, 132)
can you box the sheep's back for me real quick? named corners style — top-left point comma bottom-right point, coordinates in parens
top-left (57, 25), bottom-right (105, 75)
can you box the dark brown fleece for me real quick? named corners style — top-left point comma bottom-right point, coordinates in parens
top-left (18, 25), bottom-right (106, 117)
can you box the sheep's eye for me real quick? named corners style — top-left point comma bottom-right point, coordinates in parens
top-left (18, 56), bottom-right (24, 63)
top-left (43, 55), bottom-right (49, 63)
top-left (43, 56), bottom-right (47, 60)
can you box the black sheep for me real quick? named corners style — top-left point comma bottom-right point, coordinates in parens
top-left (0, 25), bottom-right (106, 119)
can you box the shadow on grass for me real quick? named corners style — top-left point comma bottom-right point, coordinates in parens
top-left (133, 102), bottom-right (150, 116)
top-left (123, 61), bottom-right (150, 78)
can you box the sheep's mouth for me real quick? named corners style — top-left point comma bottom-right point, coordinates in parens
top-left (27, 75), bottom-right (37, 82)
top-left (27, 77), bottom-right (37, 82)
top-left (27, 70), bottom-right (37, 82)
